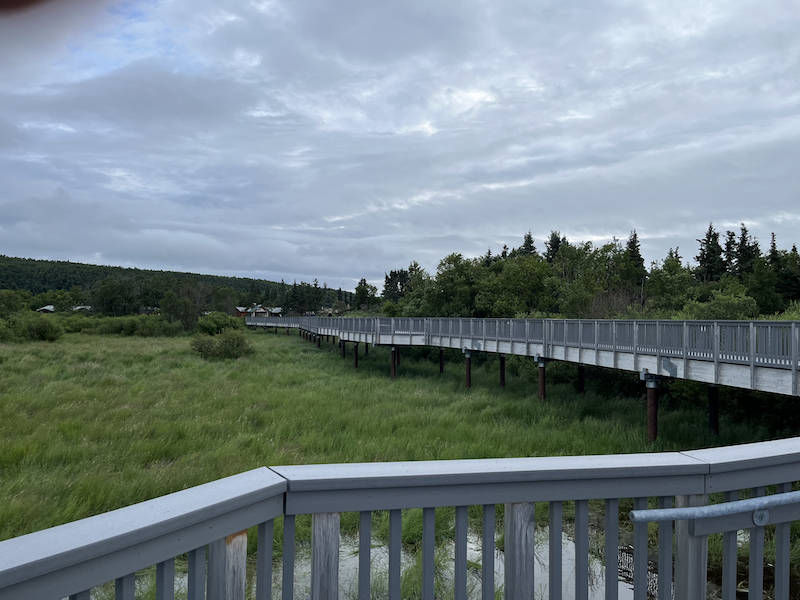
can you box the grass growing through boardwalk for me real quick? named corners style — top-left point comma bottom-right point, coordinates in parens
top-left (0, 329), bottom-right (775, 544)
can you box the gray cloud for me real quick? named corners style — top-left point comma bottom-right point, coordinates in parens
top-left (1, 0), bottom-right (799, 289)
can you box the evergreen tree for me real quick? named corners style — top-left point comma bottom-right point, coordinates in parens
top-left (618, 230), bottom-right (647, 291)
top-left (519, 231), bottom-right (537, 257)
top-left (695, 223), bottom-right (725, 283)
top-left (736, 223), bottom-right (760, 277)
top-left (723, 230), bottom-right (738, 276)
top-left (544, 231), bottom-right (566, 264)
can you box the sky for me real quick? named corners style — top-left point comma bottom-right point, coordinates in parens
top-left (1, 0), bottom-right (799, 291)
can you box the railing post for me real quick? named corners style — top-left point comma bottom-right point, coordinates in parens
top-left (674, 494), bottom-right (708, 600)
top-left (311, 513), bottom-right (340, 600)
top-left (504, 503), bottom-right (536, 600)
top-left (208, 530), bottom-right (247, 600)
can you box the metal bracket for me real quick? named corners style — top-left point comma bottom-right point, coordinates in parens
top-left (640, 369), bottom-right (669, 383)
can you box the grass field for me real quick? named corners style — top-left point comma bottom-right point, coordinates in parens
top-left (0, 327), bottom-right (776, 545)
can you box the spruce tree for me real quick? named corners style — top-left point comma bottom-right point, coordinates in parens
top-left (695, 223), bottom-right (725, 283)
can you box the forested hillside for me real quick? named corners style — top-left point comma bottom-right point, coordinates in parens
top-left (0, 255), bottom-right (352, 317)
top-left (363, 224), bottom-right (800, 320)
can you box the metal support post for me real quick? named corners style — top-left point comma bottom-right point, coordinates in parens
top-left (465, 350), bottom-right (472, 389)
top-left (577, 364), bottom-right (585, 394)
top-left (396, 347), bottom-right (401, 367)
top-left (439, 349), bottom-right (445, 374)
top-left (538, 359), bottom-right (546, 401)
top-left (354, 342), bottom-right (359, 369)
top-left (317, 335), bottom-right (321, 348)
top-left (647, 379), bottom-right (658, 443)
top-left (708, 385), bottom-right (719, 435)
top-left (364, 343), bottom-right (368, 356)
top-left (391, 347), bottom-right (396, 379)
top-left (500, 354), bottom-right (506, 388)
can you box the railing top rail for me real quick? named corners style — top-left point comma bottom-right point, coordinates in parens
top-left (272, 452), bottom-right (708, 492)
top-left (0, 468), bottom-right (286, 593)
top-left (680, 436), bottom-right (800, 474)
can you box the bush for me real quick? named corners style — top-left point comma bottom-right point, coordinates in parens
top-left (7, 313), bottom-right (63, 342)
top-left (197, 311), bottom-right (243, 335)
top-left (191, 329), bottom-right (254, 360)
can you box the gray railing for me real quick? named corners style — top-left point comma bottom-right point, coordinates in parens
top-left (3, 438), bottom-right (800, 600)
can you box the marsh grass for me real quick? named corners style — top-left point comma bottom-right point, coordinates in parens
top-left (0, 329), bottom-right (782, 552)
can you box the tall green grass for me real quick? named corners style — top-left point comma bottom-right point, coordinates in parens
top-left (0, 329), bottom-right (783, 545)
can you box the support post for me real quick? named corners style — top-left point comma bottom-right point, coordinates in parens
top-left (577, 364), bottom-right (585, 394)
top-left (396, 347), bottom-right (401, 367)
top-left (439, 349), bottom-right (445, 374)
top-left (341, 340), bottom-right (346, 358)
top-left (208, 530), bottom-right (247, 600)
top-left (465, 351), bottom-right (472, 390)
top-left (317, 335), bottom-right (321, 349)
top-left (647, 379), bottom-right (658, 443)
top-left (504, 503), bottom-right (536, 600)
top-left (275, 327), bottom-right (278, 334)
top-left (391, 347), bottom-right (396, 379)
top-left (674, 494), bottom-right (708, 600)
top-left (538, 359), bottom-right (546, 401)
top-left (311, 513), bottom-right (340, 600)
top-left (354, 342), bottom-right (359, 369)
top-left (708, 385), bottom-right (719, 435)
top-left (500, 354), bottom-right (506, 388)
top-left (364, 343), bottom-right (368, 356)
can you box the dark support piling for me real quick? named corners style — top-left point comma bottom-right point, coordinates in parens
top-left (275, 327), bottom-right (278, 334)
top-left (364, 343), bottom-right (368, 356)
top-left (708, 385), bottom-right (720, 435)
top-left (577, 365), bottom-right (586, 394)
top-left (647, 380), bottom-right (659, 443)
top-left (391, 347), bottom-right (397, 379)
top-left (341, 340), bottom-right (346, 358)
top-left (500, 354), bottom-right (506, 388)
top-left (354, 342), bottom-right (359, 368)
top-left (465, 351), bottom-right (472, 390)
top-left (396, 347), bottom-right (401, 367)
top-left (287, 327), bottom-right (290, 335)
top-left (317, 335), bottom-right (321, 348)
top-left (439, 349), bottom-right (445, 374)
top-left (538, 360), bottom-right (546, 400)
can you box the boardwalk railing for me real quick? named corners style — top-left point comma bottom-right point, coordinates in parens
top-left (2, 438), bottom-right (800, 600)
top-left (248, 317), bottom-right (800, 396)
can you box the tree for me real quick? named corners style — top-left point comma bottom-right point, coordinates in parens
top-left (544, 231), bottom-right (566, 264)
top-left (354, 278), bottom-right (378, 310)
top-left (736, 223), bottom-right (760, 277)
top-left (618, 230), bottom-right (647, 292)
top-left (695, 223), bottom-right (725, 283)
top-left (518, 231), bottom-right (537, 257)
top-left (382, 269), bottom-right (410, 302)
top-left (647, 249), bottom-right (693, 313)
top-left (723, 230), bottom-right (738, 276)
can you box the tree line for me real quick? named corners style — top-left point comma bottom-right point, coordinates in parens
top-left (358, 224), bottom-right (800, 320)
top-left (0, 255), bottom-right (354, 319)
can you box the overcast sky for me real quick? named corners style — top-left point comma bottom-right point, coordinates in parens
top-left (1, 0), bottom-right (798, 290)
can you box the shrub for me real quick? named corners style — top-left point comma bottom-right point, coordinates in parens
top-left (190, 329), bottom-right (254, 360)
top-left (197, 311), bottom-right (243, 335)
top-left (7, 313), bottom-right (63, 342)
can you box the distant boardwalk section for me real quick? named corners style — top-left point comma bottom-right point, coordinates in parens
top-left (248, 316), bottom-right (800, 397)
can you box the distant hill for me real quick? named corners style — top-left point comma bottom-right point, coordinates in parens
top-left (0, 255), bottom-right (282, 295)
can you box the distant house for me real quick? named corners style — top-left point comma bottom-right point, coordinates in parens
top-left (36, 305), bottom-right (55, 313)
top-left (71, 305), bottom-right (93, 312)
top-left (269, 307), bottom-right (282, 317)
top-left (235, 306), bottom-right (248, 318)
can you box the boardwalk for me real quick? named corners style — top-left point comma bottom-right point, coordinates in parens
top-left (247, 316), bottom-right (800, 397)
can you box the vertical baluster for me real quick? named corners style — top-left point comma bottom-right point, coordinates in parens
top-left (359, 512), bottom-right (371, 600)
top-left (548, 501), bottom-right (562, 600)
top-left (657, 497), bottom-right (672, 600)
top-left (774, 483), bottom-right (791, 600)
top-left (389, 510), bottom-right (402, 600)
top-left (257, 520), bottom-right (274, 600)
top-left (188, 546), bottom-right (206, 600)
top-left (69, 592), bottom-right (91, 600)
top-left (156, 558), bottom-right (175, 600)
top-left (455, 506), bottom-right (468, 600)
top-left (604, 499), bottom-right (619, 600)
top-left (749, 487), bottom-right (766, 600)
top-left (632, 497), bottom-right (648, 600)
top-left (574, 499), bottom-right (589, 600)
top-left (721, 491), bottom-right (738, 600)
top-left (115, 573), bottom-right (135, 600)
top-left (283, 515), bottom-right (296, 600)
top-left (505, 502), bottom-right (536, 600)
top-left (422, 508), bottom-right (435, 600)
top-left (482, 504), bottom-right (495, 600)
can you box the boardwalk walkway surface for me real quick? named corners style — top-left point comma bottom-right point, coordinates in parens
top-left (247, 316), bottom-right (800, 397)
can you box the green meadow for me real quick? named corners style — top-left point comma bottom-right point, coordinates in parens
top-left (0, 328), bottom-right (773, 544)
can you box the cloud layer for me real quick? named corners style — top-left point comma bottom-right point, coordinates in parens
top-left (1, 0), bottom-right (799, 289)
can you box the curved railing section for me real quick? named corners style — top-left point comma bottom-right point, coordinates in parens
top-left (2, 438), bottom-right (800, 600)
top-left (246, 316), bottom-right (800, 397)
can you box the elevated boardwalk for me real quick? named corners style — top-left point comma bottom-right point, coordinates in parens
top-left (247, 316), bottom-right (800, 398)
